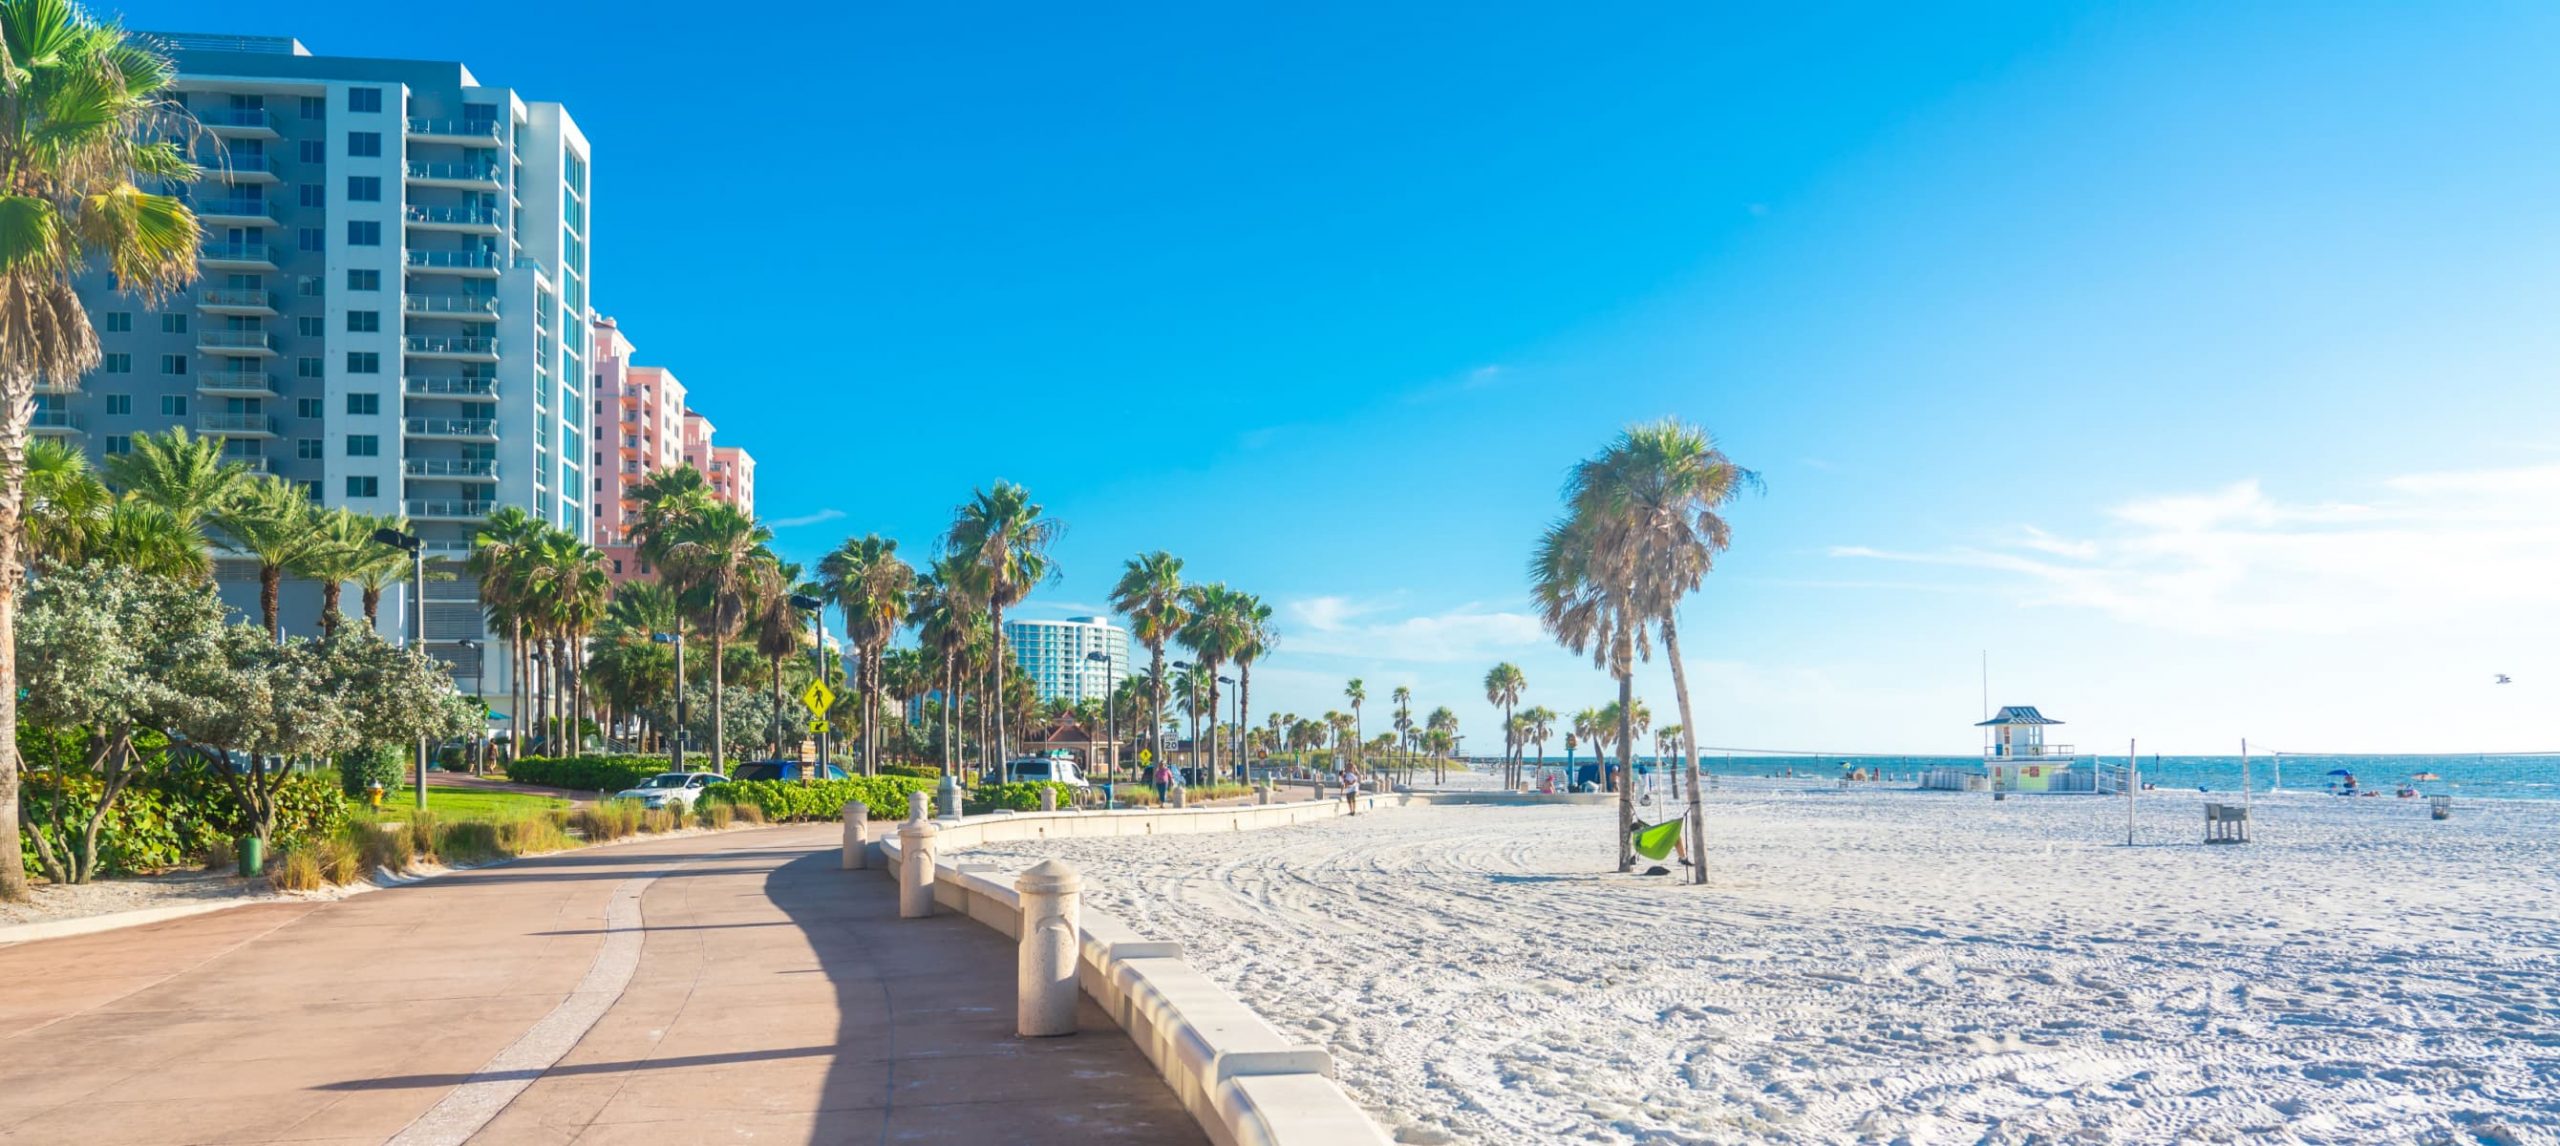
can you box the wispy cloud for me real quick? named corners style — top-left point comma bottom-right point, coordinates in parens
top-left (767, 508), bottom-right (846, 529)
top-left (1834, 465), bottom-right (2560, 635)
top-left (1283, 594), bottom-right (1544, 663)
top-left (1401, 364), bottom-right (1508, 406)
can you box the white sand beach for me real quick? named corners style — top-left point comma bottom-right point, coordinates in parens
top-left (967, 779), bottom-right (2560, 1145)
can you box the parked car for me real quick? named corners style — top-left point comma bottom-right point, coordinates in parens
top-left (999, 755), bottom-right (1091, 789)
top-left (730, 760), bottom-right (852, 783)
top-left (612, 771), bottom-right (723, 809)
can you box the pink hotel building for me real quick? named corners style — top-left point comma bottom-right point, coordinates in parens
top-left (589, 316), bottom-right (757, 581)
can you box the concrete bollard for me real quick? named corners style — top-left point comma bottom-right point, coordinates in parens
top-left (1039, 786), bottom-right (1057, 812)
top-left (938, 773), bottom-right (963, 819)
top-left (908, 790), bottom-right (929, 824)
top-left (841, 801), bottom-right (868, 870)
top-left (1016, 859), bottom-right (1083, 1037)
top-left (898, 817), bottom-right (939, 918)
top-left (1258, 781), bottom-right (1272, 806)
top-left (1315, 780), bottom-right (1327, 802)
top-left (1172, 785), bottom-right (1188, 808)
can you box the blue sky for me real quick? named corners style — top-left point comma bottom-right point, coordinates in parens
top-left (148, 2), bottom-right (2560, 753)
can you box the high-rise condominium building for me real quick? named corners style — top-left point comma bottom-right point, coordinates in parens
top-left (48, 33), bottom-right (593, 691)
top-left (1002, 617), bottom-right (1133, 704)
top-left (588, 317), bottom-right (755, 581)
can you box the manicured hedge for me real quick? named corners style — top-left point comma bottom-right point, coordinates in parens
top-left (964, 781), bottom-right (1075, 814)
top-left (505, 754), bottom-right (685, 792)
top-left (17, 757), bottom-right (348, 877)
top-left (701, 776), bottom-right (937, 823)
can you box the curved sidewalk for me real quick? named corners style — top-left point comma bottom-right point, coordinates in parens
top-left (0, 825), bottom-right (1203, 1145)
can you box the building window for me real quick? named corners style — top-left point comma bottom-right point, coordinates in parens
top-left (346, 393), bottom-right (379, 415)
top-left (297, 397), bottom-right (323, 419)
top-left (298, 184), bottom-right (324, 208)
top-left (345, 476), bottom-right (378, 498)
top-left (298, 276), bottom-right (323, 297)
top-left (104, 394), bottom-right (131, 415)
top-left (297, 438), bottom-right (323, 459)
top-left (104, 435), bottom-right (131, 455)
top-left (299, 95), bottom-right (323, 119)
top-left (346, 352), bottom-right (380, 374)
top-left (348, 269), bottom-right (379, 291)
top-left (160, 395), bottom-right (188, 416)
top-left (298, 227), bottom-right (323, 251)
top-left (347, 131), bottom-right (381, 158)
top-left (347, 87), bottom-right (381, 113)
top-left (346, 220), bottom-right (380, 246)
top-left (101, 311), bottom-right (131, 332)
top-left (101, 352), bottom-right (129, 374)
top-left (297, 356), bottom-right (323, 378)
top-left (161, 313), bottom-right (188, 334)
top-left (346, 175), bottom-right (379, 202)
top-left (300, 480), bottom-right (322, 500)
top-left (297, 316), bottom-right (323, 337)
top-left (298, 139), bottom-right (324, 163)
top-left (347, 310), bottom-right (379, 333)
top-left (346, 434), bottom-right (379, 457)
top-left (160, 355), bottom-right (188, 376)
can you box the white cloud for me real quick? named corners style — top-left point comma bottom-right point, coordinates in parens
top-left (1834, 464), bottom-right (2560, 636)
top-left (767, 508), bottom-right (846, 529)
top-left (1282, 595), bottom-right (1544, 663)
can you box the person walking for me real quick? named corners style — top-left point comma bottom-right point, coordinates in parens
top-left (1337, 762), bottom-right (1361, 816)
top-left (1153, 759), bottom-right (1172, 803)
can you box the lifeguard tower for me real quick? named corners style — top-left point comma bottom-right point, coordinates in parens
top-left (1976, 705), bottom-right (2079, 793)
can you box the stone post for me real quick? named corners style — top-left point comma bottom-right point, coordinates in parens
top-left (1315, 780), bottom-right (1328, 802)
top-left (1016, 859), bottom-right (1083, 1037)
top-left (898, 816), bottom-right (939, 918)
top-left (937, 773), bottom-right (963, 819)
top-left (1257, 781), bottom-right (1272, 806)
top-left (1172, 785), bottom-right (1188, 809)
top-left (841, 801), bottom-right (868, 870)
top-left (1040, 786), bottom-right (1058, 813)
top-left (908, 790), bottom-right (929, 824)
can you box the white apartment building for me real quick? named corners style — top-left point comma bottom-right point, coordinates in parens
top-left (52, 33), bottom-right (594, 694)
top-left (1002, 617), bottom-right (1133, 705)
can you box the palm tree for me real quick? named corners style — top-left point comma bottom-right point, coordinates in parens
top-left (23, 438), bottom-right (104, 568)
top-left (1536, 473), bottom-right (1657, 873)
top-left (1655, 723), bottom-right (1684, 797)
top-left (0, 1), bottom-right (200, 902)
top-left (1173, 663), bottom-right (1214, 774)
top-left (1523, 706), bottom-right (1557, 785)
top-left (750, 561), bottom-right (807, 758)
top-left (1566, 418), bottom-right (1757, 884)
top-left (629, 465), bottom-right (712, 572)
top-left (103, 427), bottom-right (244, 560)
top-left (1108, 550), bottom-right (1187, 778)
top-left (820, 533), bottom-right (914, 775)
top-left (909, 558), bottom-right (980, 774)
top-left (1390, 686), bottom-right (1412, 778)
top-left (214, 475), bottom-right (323, 640)
top-left (594, 581), bottom-right (679, 749)
top-left (945, 482), bottom-right (1059, 767)
top-left (1343, 678), bottom-right (1367, 775)
top-left (1483, 662), bottom-right (1526, 788)
top-left (88, 497), bottom-right (205, 578)
top-left (347, 513), bottom-right (415, 630)
top-left (1230, 591), bottom-right (1274, 781)
top-left (1176, 583), bottom-right (1248, 781)
top-left (470, 507), bottom-right (546, 760)
top-left (662, 502), bottom-right (774, 768)
top-left (1425, 706), bottom-right (1457, 784)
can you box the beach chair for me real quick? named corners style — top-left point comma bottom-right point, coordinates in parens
top-left (2204, 803), bottom-right (2249, 844)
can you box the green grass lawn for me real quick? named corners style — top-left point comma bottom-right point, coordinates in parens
top-left (359, 786), bottom-right (570, 823)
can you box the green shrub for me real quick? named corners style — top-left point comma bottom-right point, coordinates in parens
top-left (505, 754), bottom-right (685, 792)
top-left (964, 781), bottom-right (1075, 815)
top-left (436, 820), bottom-right (504, 865)
top-left (700, 776), bottom-right (936, 823)
top-left (337, 744), bottom-right (407, 798)
top-left (202, 836), bottom-right (235, 874)
top-left (879, 763), bottom-right (943, 780)
top-left (17, 750), bottom-right (347, 877)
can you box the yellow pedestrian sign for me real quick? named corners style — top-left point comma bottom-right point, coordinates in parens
top-left (800, 679), bottom-right (836, 716)
top-left (808, 719), bottom-right (831, 734)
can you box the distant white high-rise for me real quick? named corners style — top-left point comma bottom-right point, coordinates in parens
top-left (1002, 617), bottom-right (1132, 704)
top-left (54, 33), bottom-right (595, 693)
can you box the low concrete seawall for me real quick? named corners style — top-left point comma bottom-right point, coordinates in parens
top-left (874, 797), bottom-right (1393, 1146)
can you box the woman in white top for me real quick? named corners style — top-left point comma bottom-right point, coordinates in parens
top-left (1336, 765), bottom-right (1361, 815)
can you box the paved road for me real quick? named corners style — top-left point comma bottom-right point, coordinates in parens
top-left (0, 826), bottom-right (1203, 1145)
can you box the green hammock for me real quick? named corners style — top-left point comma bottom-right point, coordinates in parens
top-left (1632, 817), bottom-right (1683, 861)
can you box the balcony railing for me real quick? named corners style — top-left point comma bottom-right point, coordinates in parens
top-left (199, 288), bottom-right (275, 310)
top-left (404, 205), bottom-right (502, 227)
top-left (406, 161), bottom-right (501, 183)
top-left (196, 412), bottom-right (275, 436)
top-left (199, 330), bottom-right (273, 350)
top-left (201, 242), bottom-right (272, 263)
top-left (406, 117), bottom-right (503, 140)
top-left (405, 417), bottom-right (497, 438)
top-left (192, 197), bottom-right (273, 220)
top-left (404, 376), bottom-right (498, 398)
top-left (406, 499), bottom-right (494, 519)
top-left (1985, 744), bottom-right (2077, 760)
top-left (31, 409), bottom-right (83, 431)
top-left (197, 372), bottom-right (276, 395)
top-left (406, 249), bottom-right (497, 270)
top-left (405, 335), bottom-right (496, 356)
top-left (404, 294), bottom-right (499, 317)
top-left (198, 107), bottom-right (274, 131)
top-left (405, 458), bottom-right (498, 479)
top-left (199, 155), bottom-right (283, 180)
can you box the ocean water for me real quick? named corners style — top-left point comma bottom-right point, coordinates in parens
top-left (1512, 754), bottom-right (2560, 801)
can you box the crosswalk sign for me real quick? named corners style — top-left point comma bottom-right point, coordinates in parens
top-left (800, 679), bottom-right (836, 715)
top-left (809, 719), bottom-right (830, 734)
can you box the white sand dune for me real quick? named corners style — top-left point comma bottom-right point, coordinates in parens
top-left (967, 779), bottom-right (2560, 1145)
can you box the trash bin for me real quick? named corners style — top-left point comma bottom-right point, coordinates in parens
top-left (2429, 795), bottom-right (2452, 821)
top-left (237, 835), bottom-right (264, 877)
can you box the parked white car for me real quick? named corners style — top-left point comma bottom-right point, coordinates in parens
top-left (613, 771), bottom-right (723, 809)
top-left (999, 756), bottom-right (1091, 788)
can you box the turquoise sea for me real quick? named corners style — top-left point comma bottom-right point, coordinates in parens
top-left (1513, 754), bottom-right (2560, 801)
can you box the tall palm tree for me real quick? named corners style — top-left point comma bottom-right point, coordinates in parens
top-left (23, 437), bottom-right (105, 568)
top-left (1483, 662), bottom-right (1526, 788)
top-left (1342, 678), bottom-right (1367, 775)
top-left (1107, 550), bottom-right (1186, 778)
top-left (103, 427), bottom-right (244, 560)
top-left (294, 508), bottom-right (372, 636)
top-left (628, 465), bottom-right (712, 571)
top-left (594, 581), bottom-right (679, 749)
top-left (909, 558), bottom-right (980, 774)
top-left (214, 475), bottom-right (322, 640)
top-left (0, 0), bottom-right (200, 902)
top-left (944, 482), bottom-right (1059, 767)
top-left (87, 497), bottom-right (204, 578)
top-left (1523, 706), bottom-right (1557, 784)
top-left (347, 512), bottom-right (415, 630)
top-left (1390, 685), bottom-right (1412, 777)
top-left (1536, 467), bottom-right (1656, 872)
top-left (1567, 418), bottom-right (1757, 884)
top-left (470, 507), bottom-right (545, 759)
top-left (662, 502), bottom-right (772, 767)
top-left (750, 561), bottom-right (806, 758)
top-left (820, 533), bottom-right (914, 775)
top-left (1176, 583), bottom-right (1247, 781)
top-left (1230, 591), bottom-right (1274, 781)
top-left (1424, 706), bottom-right (1457, 784)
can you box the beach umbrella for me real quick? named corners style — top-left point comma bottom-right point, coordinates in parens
top-left (2410, 771), bottom-right (2440, 781)
top-left (2326, 769), bottom-right (2353, 776)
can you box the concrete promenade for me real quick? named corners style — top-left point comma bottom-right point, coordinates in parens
top-left (0, 825), bottom-right (1203, 1145)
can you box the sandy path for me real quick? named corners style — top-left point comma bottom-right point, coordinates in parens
top-left (965, 780), bottom-right (2560, 1145)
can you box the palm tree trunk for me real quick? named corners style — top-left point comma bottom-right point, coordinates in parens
top-left (363, 586), bottom-right (383, 631)
top-left (1237, 666), bottom-right (1252, 784)
top-left (988, 604), bottom-right (1009, 766)
top-left (770, 653), bottom-right (784, 758)
top-left (0, 394), bottom-right (26, 901)
top-left (1660, 617), bottom-right (1709, 886)
top-left (1149, 642), bottom-right (1166, 779)
top-left (509, 617), bottom-right (526, 761)
top-left (320, 582), bottom-right (342, 638)
top-left (709, 630), bottom-right (727, 769)
top-left (1615, 670), bottom-right (1635, 872)
top-left (261, 564), bottom-right (282, 641)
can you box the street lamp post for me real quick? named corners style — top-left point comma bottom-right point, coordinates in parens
top-left (1170, 660), bottom-right (1192, 782)
top-left (1085, 651), bottom-right (1115, 785)
top-left (371, 528), bottom-right (429, 811)
top-left (651, 630), bottom-right (686, 771)
top-left (457, 638), bottom-right (483, 775)
top-left (790, 594), bottom-right (826, 769)
top-left (1218, 676), bottom-right (1239, 784)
